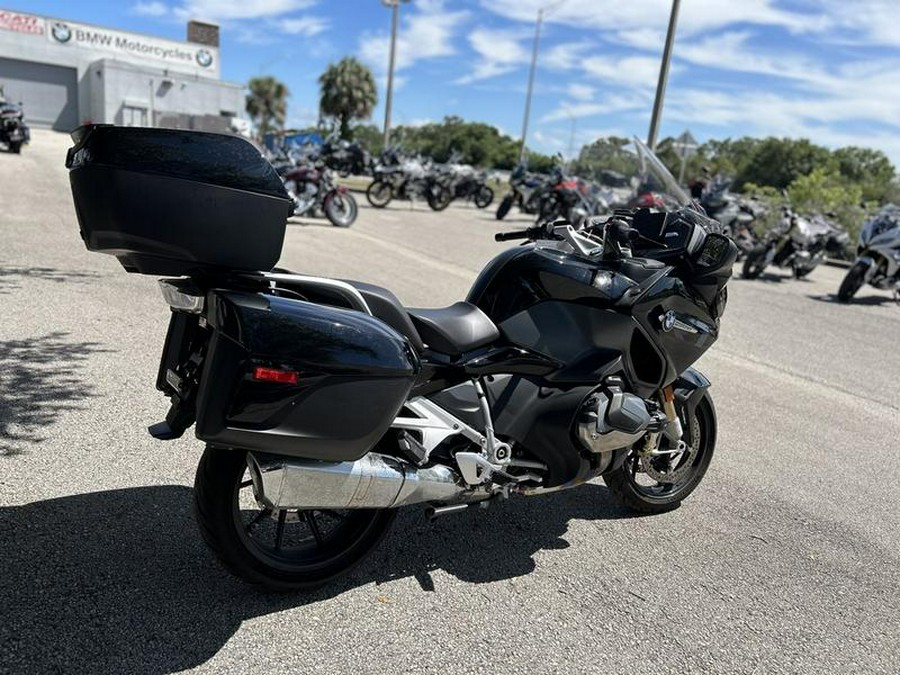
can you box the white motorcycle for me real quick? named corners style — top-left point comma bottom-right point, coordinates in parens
top-left (838, 205), bottom-right (900, 302)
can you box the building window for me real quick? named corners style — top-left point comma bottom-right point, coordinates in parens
top-left (122, 106), bottom-right (147, 127)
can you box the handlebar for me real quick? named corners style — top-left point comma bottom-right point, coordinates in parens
top-left (495, 227), bottom-right (542, 242)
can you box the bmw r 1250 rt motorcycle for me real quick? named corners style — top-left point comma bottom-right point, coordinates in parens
top-left (838, 204), bottom-right (900, 302)
top-left (67, 127), bottom-right (735, 591)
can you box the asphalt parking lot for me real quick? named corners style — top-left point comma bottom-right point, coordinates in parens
top-left (2, 129), bottom-right (899, 675)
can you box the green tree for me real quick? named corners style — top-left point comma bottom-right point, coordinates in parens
top-left (245, 76), bottom-right (290, 141)
top-left (832, 146), bottom-right (896, 202)
top-left (736, 137), bottom-right (832, 190)
top-left (318, 57), bottom-right (378, 140)
top-left (351, 123), bottom-right (384, 156)
top-left (572, 136), bottom-right (639, 180)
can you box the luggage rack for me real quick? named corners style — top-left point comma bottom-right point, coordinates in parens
top-left (240, 271), bottom-right (373, 316)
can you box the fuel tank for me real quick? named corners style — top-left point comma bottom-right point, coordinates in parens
top-left (467, 245), bottom-right (721, 394)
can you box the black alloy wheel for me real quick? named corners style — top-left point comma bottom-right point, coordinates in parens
top-left (603, 395), bottom-right (716, 514)
top-left (193, 447), bottom-right (396, 591)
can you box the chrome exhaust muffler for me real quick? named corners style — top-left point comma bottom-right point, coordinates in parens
top-left (247, 452), bottom-right (484, 510)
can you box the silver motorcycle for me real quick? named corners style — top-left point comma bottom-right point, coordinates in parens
top-left (838, 205), bottom-right (900, 302)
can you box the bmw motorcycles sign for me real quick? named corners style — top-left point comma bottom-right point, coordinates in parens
top-left (45, 18), bottom-right (218, 76)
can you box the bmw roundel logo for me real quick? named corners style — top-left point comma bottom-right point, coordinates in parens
top-left (195, 49), bottom-right (213, 68)
top-left (661, 310), bottom-right (677, 332)
top-left (51, 22), bottom-right (72, 43)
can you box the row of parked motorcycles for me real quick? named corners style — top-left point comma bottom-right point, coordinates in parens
top-left (268, 145), bottom-right (359, 227)
top-left (365, 149), bottom-right (495, 211)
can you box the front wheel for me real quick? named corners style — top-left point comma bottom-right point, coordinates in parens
top-left (325, 191), bottom-right (358, 227)
top-left (8, 140), bottom-right (22, 154)
top-left (427, 185), bottom-right (453, 211)
top-left (474, 186), bottom-right (494, 209)
top-left (496, 194), bottom-right (514, 220)
top-left (193, 447), bottom-right (396, 591)
top-left (837, 260), bottom-right (869, 302)
top-left (366, 180), bottom-right (393, 208)
top-left (603, 394), bottom-right (716, 514)
top-left (742, 246), bottom-right (768, 279)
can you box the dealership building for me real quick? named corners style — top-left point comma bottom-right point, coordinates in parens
top-left (0, 8), bottom-right (244, 132)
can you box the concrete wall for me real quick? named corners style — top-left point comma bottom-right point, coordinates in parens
top-left (94, 59), bottom-right (242, 127)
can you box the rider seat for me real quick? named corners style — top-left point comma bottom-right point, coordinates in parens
top-left (406, 303), bottom-right (500, 356)
top-left (345, 281), bottom-right (499, 357)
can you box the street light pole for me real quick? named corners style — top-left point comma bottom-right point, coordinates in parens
top-left (382, 0), bottom-right (407, 150)
top-left (518, 7), bottom-right (544, 165)
top-left (647, 0), bottom-right (681, 150)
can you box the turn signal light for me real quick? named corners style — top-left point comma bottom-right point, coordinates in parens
top-left (252, 367), bottom-right (299, 385)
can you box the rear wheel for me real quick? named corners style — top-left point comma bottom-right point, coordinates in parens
top-left (604, 395), bottom-right (716, 514)
top-left (837, 261), bottom-right (868, 302)
top-left (474, 186), bottom-right (494, 209)
top-left (8, 140), bottom-right (22, 154)
top-left (193, 447), bottom-right (396, 591)
top-left (742, 246), bottom-right (768, 279)
top-left (324, 191), bottom-right (358, 227)
top-left (496, 194), bottom-right (514, 220)
top-left (366, 180), bottom-right (393, 208)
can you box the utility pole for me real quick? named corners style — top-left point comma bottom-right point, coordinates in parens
top-left (518, 1), bottom-right (566, 165)
top-left (381, 0), bottom-right (408, 149)
top-left (647, 0), bottom-right (681, 150)
top-left (518, 8), bottom-right (544, 165)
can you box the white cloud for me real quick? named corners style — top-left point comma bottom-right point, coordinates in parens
top-left (541, 93), bottom-right (648, 123)
top-left (281, 16), bottom-right (328, 37)
top-left (358, 0), bottom-right (469, 75)
top-left (541, 41), bottom-right (592, 71)
top-left (479, 0), bottom-right (829, 37)
top-left (816, 0), bottom-right (900, 47)
top-left (132, 1), bottom-right (168, 17)
top-left (566, 83), bottom-right (595, 102)
top-left (455, 27), bottom-right (531, 84)
top-left (173, 0), bottom-right (316, 21)
top-left (581, 55), bottom-right (664, 88)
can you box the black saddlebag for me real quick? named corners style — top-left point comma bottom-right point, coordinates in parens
top-left (194, 291), bottom-right (419, 461)
top-left (66, 125), bottom-right (292, 276)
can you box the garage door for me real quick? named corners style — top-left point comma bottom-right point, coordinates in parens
top-left (0, 57), bottom-right (78, 131)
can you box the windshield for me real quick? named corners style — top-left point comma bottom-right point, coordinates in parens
top-left (633, 136), bottom-right (692, 208)
top-left (862, 204), bottom-right (900, 243)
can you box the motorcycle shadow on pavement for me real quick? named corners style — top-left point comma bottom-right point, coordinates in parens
top-left (736, 271), bottom-right (785, 283)
top-left (807, 293), bottom-right (899, 307)
top-left (0, 482), bottom-right (638, 674)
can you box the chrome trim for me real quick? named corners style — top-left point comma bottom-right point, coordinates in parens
top-left (243, 272), bottom-right (372, 315)
top-left (247, 452), bottom-right (487, 510)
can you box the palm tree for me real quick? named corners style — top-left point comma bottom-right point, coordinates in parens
top-left (245, 76), bottom-right (290, 142)
top-left (318, 57), bottom-right (378, 140)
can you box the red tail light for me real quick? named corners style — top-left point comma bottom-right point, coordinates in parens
top-left (253, 366), bottom-right (299, 385)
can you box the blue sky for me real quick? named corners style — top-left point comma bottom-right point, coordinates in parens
top-left (9, 0), bottom-right (900, 163)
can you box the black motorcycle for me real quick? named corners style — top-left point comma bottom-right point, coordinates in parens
top-left (0, 99), bottom-right (30, 154)
top-left (322, 138), bottom-right (370, 178)
top-left (67, 128), bottom-right (735, 591)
